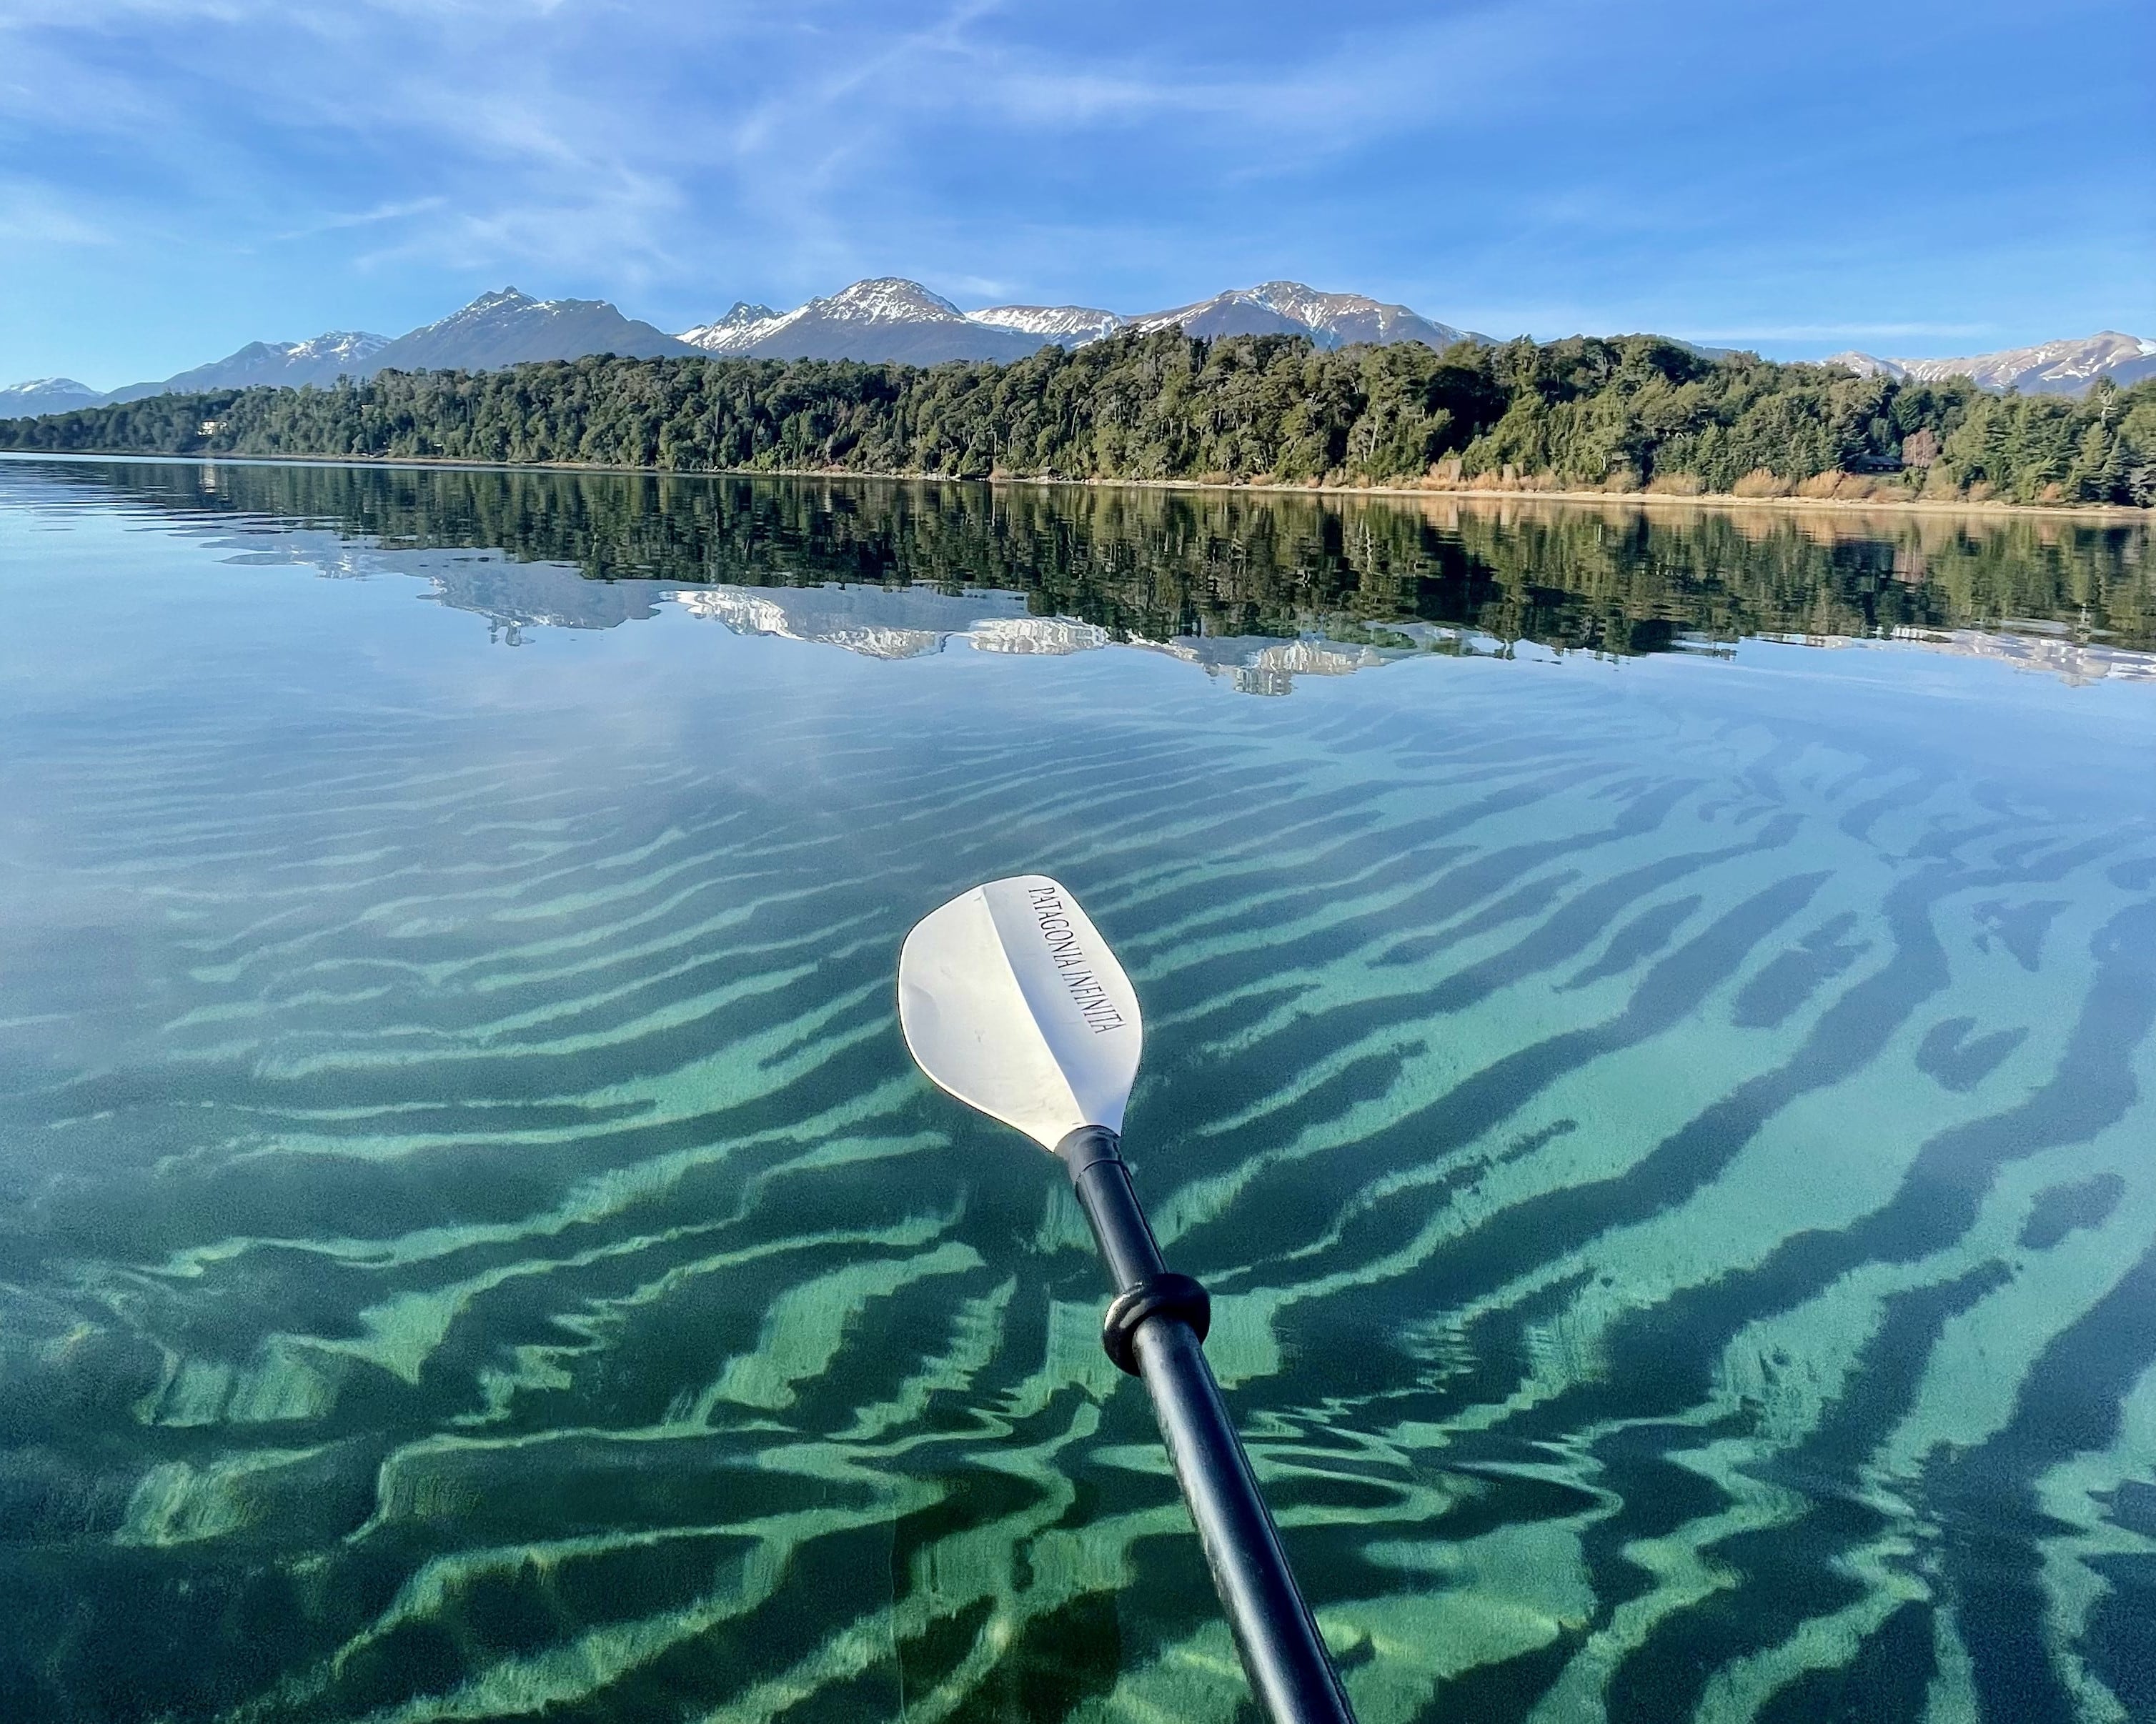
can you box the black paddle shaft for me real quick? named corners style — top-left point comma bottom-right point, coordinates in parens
top-left (1057, 1127), bottom-right (1358, 1724)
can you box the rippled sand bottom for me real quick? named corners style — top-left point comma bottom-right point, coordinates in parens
top-left (1, 468), bottom-right (2153, 1723)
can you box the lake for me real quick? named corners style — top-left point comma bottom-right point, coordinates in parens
top-left (1, 455), bottom-right (2152, 1724)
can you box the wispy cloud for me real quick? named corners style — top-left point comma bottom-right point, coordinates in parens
top-left (0, 0), bottom-right (2145, 383)
top-left (0, 181), bottom-right (113, 246)
top-left (275, 196), bottom-right (446, 241)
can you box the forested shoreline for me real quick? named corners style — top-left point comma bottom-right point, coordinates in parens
top-left (4, 329), bottom-right (2152, 508)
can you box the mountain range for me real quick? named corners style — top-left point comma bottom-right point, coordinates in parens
top-left (365, 289), bottom-right (692, 374)
top-left (680, 280), bottom-right (1044, 365)
top-left (4, 279), bottom-right (2150, 417)
top-left (671, 277), bottom-right (1475, 364)
top-left (0, 279), bottom-right (1483, 415)
top-left (1822, 332), bottom-right (2156, 397)
top-left (0, 292), bottom-right (698, 417)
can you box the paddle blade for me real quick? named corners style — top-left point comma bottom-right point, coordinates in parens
top-left (898, 875), bottom-right (1143, 1150)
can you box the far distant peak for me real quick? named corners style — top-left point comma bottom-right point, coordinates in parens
top-left (461, 287), bottom-right (540, 313)
top-left (1822, 329), bottom-right (2155, 395)
top-left (819, 278), bottom-right (965, 321)
top-left (840, 276), bottom-right (951, 294)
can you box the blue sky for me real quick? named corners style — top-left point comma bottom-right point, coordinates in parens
top-left (3, 0), bottom-right (2150, 389)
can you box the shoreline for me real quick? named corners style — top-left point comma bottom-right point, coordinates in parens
top-left (2, 447), bottom-right (2147, 522)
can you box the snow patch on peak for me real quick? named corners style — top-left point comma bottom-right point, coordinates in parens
top-left (284, 332), bottom-right (389, 364)
top-left (966, 305), bottom-right (1126, 344)
top-left (680, 302), bottom-right (795, 354)
top-left (0, 376), bottom-right (112, 417)
top-left (682, 279), bottom-right (977, 353)
top-left (1824, 350), bottom-right (1904, 380)
top-left (459, 288), bottom-right (537, 316)
top-left (1119, 281), bottom-right (1479, 349)
top-left (815, 278), bottom-right (967, 324)
top-left (1849, 331), bottom-right (2156, 395)
top-left (1249, 280), bottom-right (1366, 319)
top-left (427, 289), bottom-right (623, 330)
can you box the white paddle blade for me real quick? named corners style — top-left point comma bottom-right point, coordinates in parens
top-left (898, 875), bottom-right (1143, 1150)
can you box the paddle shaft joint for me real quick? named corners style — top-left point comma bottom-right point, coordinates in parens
top-left (1056, 1127), bottom-right (1356, 1724)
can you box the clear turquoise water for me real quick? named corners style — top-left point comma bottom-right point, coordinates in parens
top-left (1, 457), bottom-right (2154, 1723)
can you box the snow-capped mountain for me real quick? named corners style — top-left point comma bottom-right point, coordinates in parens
top-left (0, 295), bottom-right (695, 418)
top-left (367, 289), bottom-right (696, 374)
top-left (1126, 282), bottom-right (1479, 350)
top-left (1826, 332), bottom-right (2156, 397)
top-left (1248, 282), bottom-right (1477, 349)
top-left (679, 279), bottom-right (1043, 365)
top-left (25, 274), bottom-right (2147, 421)
top-left (966, 304), bottom-right (1128, 344)
top-left (107, 331), bottom-right (392, 402)
top-left (675, 277), bottom-right (1481, 364)
top-left (0, 377), bottom-right (110, 415)
top-left (678, 302), bottom-right (784, 353)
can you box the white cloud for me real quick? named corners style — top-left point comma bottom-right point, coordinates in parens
top-left (0, 0), bottom-right (2142, 369)
top-left (274, 196), bottom-right (447, 241)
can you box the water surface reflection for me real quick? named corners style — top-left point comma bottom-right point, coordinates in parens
top-left (13, 454), bottom-right (2151, 669)
top-left (1, 459), bottom-right (2152, 1723)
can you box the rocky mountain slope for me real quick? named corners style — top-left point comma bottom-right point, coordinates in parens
top-left (677, 277), bottom-right (1481, 363)
top-left (367, 289), bottom-right (695, 374)
top-left (1125, 281), bottom-right (1475, 349)
top-left (106, 332), bottom-right (392, 403)
top-left (677, 303), bottom-right (781, 349)
top-left (1826, 332), bottom-right (2156, 396)
top-left (965, 304), bottom-right (1128, 344)
top-left (2, 293), bottom-right (688, 415)
top-left (677, 279), bottom-right (1042, 365)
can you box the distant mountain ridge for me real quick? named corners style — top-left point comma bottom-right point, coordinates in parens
top-left (107, 332), bottom-right (392, 403)
top-left (8, 280), bottom-right (2150, 419)
top-left (2, 291), bottom-right (693, 417)
top-left (1824, 332), bottom-right (2156, 397)
top-left (0, 377), bottom-right (109, 416)
top-left (1124, 281), bottom-right (1474, 350)
top-left (676, 276), bottom-right (1481, 363)
top-left (679, 279), bottom-right (1043, 364)
top-left (366, 289), bottom-right (694, 373)
top-left (677, 302), bottom-right (780, 348)
top-left (966, 304), bottom-right (1127, 344)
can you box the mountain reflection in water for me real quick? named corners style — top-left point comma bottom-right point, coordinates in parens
top-left (670, 585), bottom-right (1443, 694)
top-left (12, 456), bottom-right (2150, 686)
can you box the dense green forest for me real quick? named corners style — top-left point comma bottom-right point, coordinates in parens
top-left (4, 330), bottom-right (2152, 507)
top-left (28, 457), bottom-right (2152, 654)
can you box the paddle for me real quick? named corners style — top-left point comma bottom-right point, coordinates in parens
top-left (899, 875), bottom-right (1358, 1724)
